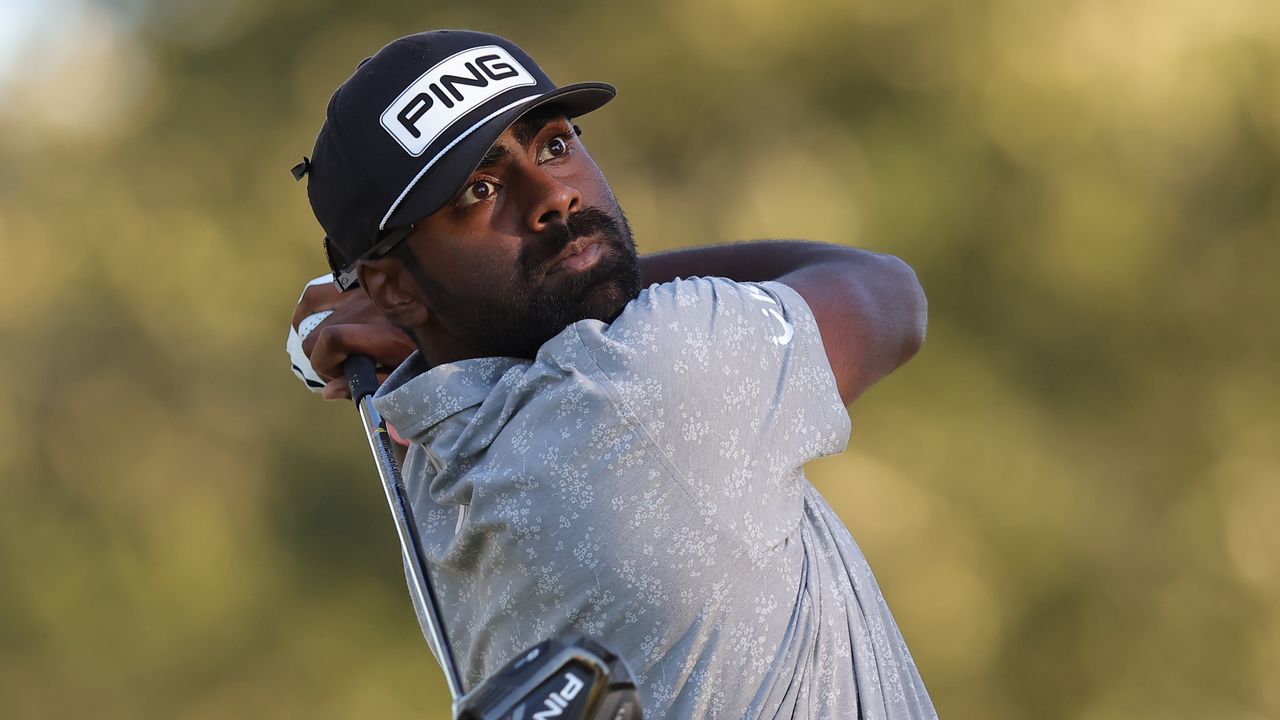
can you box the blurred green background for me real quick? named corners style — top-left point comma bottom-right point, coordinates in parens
top-left (2, 0), bottom-right (1277, 718)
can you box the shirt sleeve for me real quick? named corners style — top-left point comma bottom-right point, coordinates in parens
top-left (573, 276), bottom-right (851, 550)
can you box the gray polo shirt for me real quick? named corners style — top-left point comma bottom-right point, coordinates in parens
top-left (374, 276), bottom-right (936, 719)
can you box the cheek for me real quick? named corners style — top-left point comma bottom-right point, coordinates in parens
top-left (571, 147), bottom-right (612, 195)
top-left (430, 234), bottom-right (525, 293)
top-left (578, 167), bottom-right (619, 211)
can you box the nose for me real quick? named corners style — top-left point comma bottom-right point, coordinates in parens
top-left (523, 169), bottom-right (581, 232)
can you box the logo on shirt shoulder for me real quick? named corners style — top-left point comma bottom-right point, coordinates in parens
top-left (746, 286), bottom-right (794, 346)
top-left (380, 46), bottom-right (537, 156)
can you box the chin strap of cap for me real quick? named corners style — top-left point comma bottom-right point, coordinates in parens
top-left (324, 236), bottom-right (361, 292)
top-left (326, 224), bottom-right (417, 293)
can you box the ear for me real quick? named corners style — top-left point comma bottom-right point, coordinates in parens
top-left (357, 256), bottom-right (430, 329)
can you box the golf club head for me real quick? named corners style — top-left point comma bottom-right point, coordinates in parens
top-left (456, 634), bottom-right (641, 720)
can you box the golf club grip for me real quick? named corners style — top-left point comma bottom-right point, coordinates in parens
top-left (344, 355), bottom-right (379, 402)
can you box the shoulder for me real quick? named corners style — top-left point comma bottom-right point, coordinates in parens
top-left (597, 276), bottom-right (814, 346)
top-left (565, 276), bottom-right (826, 392)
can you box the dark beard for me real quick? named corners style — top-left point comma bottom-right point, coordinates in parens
top-left (425, 205), bottom-right (642, 360)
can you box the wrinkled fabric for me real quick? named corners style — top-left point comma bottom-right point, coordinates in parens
top-left (374, 276), bottom-right (937, 719)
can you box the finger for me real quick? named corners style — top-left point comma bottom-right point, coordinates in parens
top-left (387, 423), bottom-right (410, 446)
top-left (308, 323), bottom-right (417, 381)
top-left (322, 378), bottom-right (350, 401)
top-left (292, 278), bottom-right (342, 327)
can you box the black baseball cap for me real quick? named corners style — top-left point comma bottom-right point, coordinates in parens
top-left (295, 30), bottom-right (615, 290)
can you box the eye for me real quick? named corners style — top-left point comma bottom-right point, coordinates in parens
top-left (537, 135), bottom-right (571, 163)
top-left (457, 179), bottom-right (498, 207)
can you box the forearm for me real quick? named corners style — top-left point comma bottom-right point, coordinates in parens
top-left (641, 240), bottom-right (926, 404)
top-left (639, 240), bottom-right (864, 286)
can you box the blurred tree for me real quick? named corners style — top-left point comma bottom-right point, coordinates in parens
top-left (1, 0), bottom-right (1277, 718)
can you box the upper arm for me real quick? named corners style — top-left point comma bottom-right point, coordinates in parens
top-left (776, 249), bottom-right (927, 405)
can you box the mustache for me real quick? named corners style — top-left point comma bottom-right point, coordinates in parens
top-left (522, 206), bottom-right (627, 279)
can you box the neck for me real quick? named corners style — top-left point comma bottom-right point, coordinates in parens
top-left (411, 329), bottom-right (483, 370)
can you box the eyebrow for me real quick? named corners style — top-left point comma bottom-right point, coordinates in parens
top-left (475, 142), bottom-right (511, 169)
top-left (514, 109), bottom-right (569, 147)
top-left (474, 110), bottom-right (571, 169)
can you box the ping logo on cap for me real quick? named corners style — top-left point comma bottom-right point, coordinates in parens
top-left (380, 46), bottom-right (537, 156)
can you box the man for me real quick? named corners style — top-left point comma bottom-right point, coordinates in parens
top-left (289, 29), bottom-right (936, 719)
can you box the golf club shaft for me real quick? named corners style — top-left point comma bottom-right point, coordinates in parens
top-left (344, 355), bottom-right (465, 703)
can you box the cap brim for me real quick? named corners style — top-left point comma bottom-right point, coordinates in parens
top-left (384, 82), bottom-right (616, 230)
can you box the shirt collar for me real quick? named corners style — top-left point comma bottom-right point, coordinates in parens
top-left (372, 351), bottom-right (525, 440)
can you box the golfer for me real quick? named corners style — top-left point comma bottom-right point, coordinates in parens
top-left (288, 29), bottom-right (937, 719)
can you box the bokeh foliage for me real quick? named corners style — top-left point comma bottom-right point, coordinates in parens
top-left (2, 0), bottom-right (1277, 718)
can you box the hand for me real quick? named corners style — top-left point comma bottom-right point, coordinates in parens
top-left (291, 278), bottom-right (416, 400)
